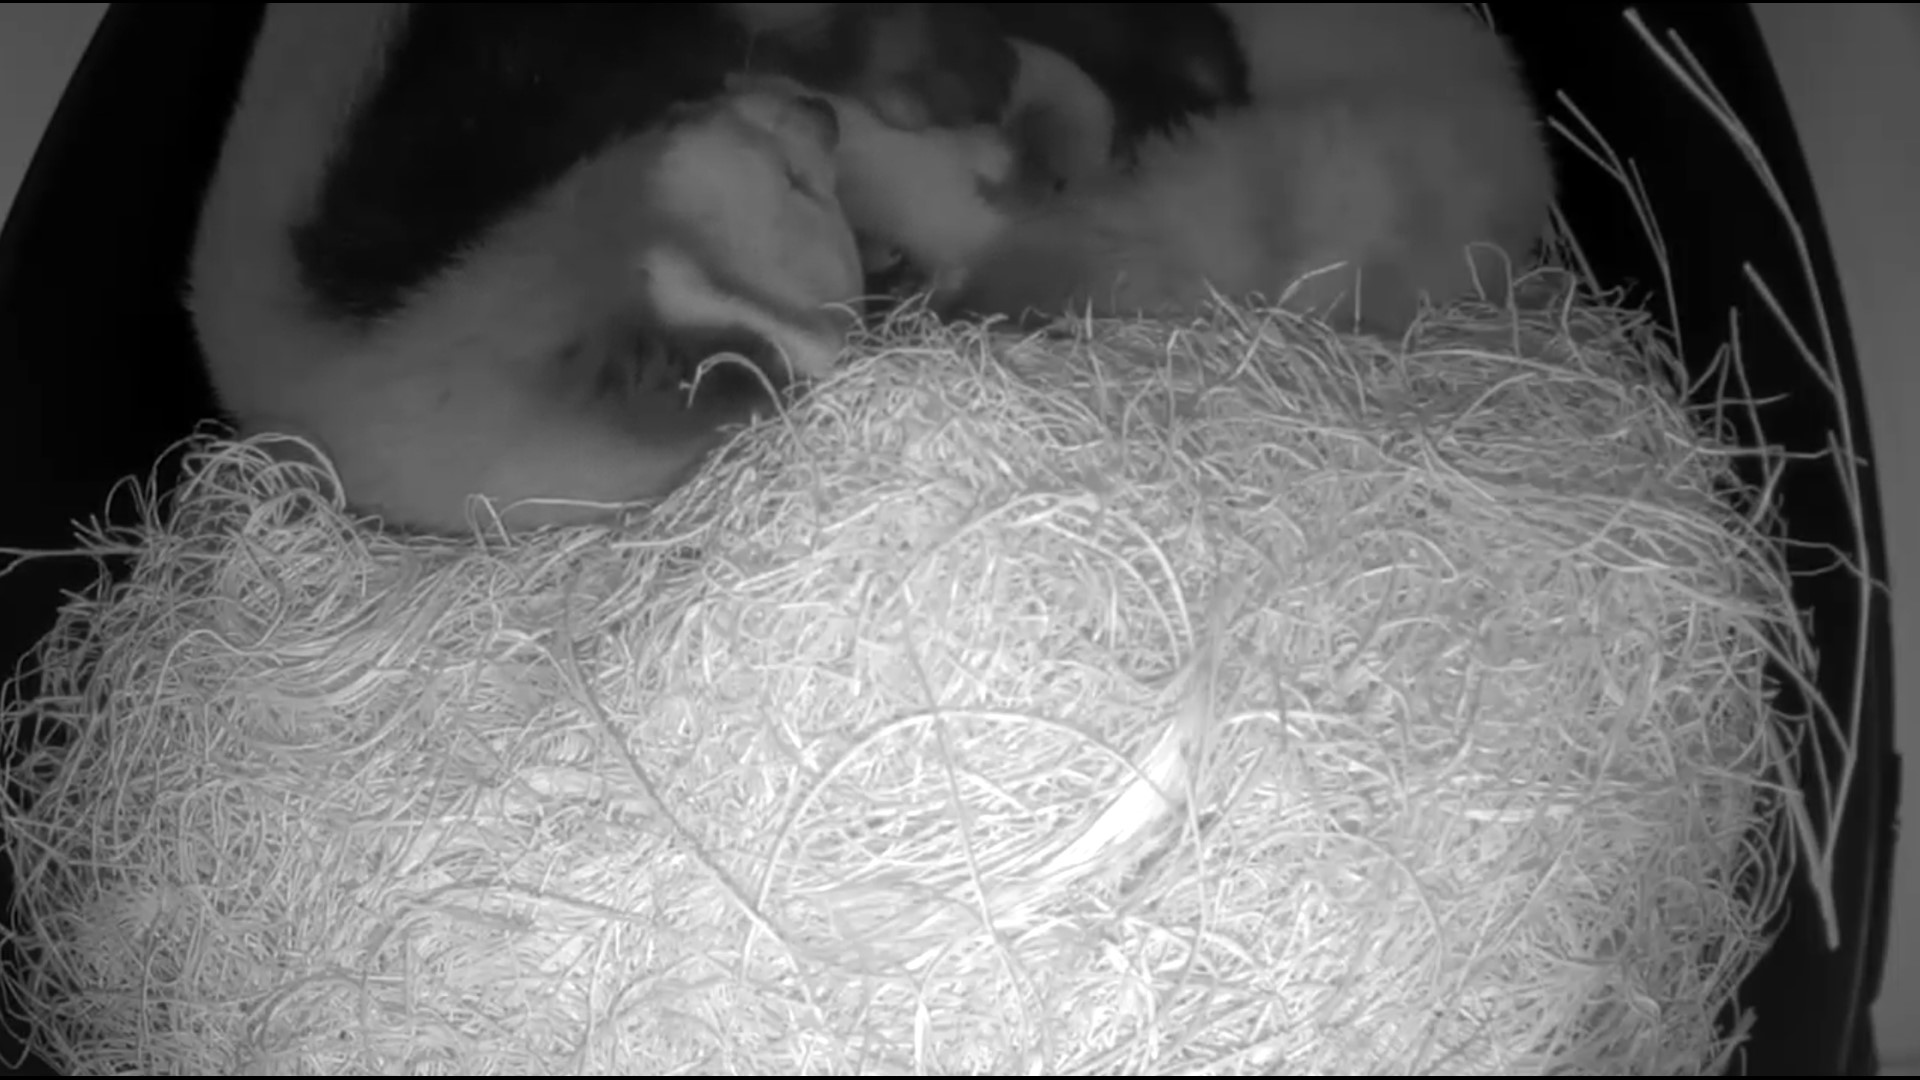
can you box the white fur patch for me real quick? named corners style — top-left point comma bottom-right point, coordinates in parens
top-left (826, 38), bottom-right (1122, 290)
top-left (831, 99), bottom-right (1016, 275)
top-left (935, 6), bottom-right (1555, 335)
top-left (641, 247), bottom-right (843, 381)
top-left (191, 18), bottom-right (867, 535)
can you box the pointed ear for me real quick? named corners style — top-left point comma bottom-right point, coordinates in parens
top-left (1003, 39), bottom-right (1117, 192)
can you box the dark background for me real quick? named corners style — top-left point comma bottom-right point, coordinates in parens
top-left (0, 4), bottom-right (1895, 1075)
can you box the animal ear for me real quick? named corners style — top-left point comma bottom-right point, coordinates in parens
top-left (1003, 39), bottom-right (1118, 191)
top-left (1002, 109), bottom-right (1076, 197)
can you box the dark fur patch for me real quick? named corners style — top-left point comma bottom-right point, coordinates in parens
top-left (291, 4), bottom-right (1018, 328)
top-left (768, 4), bottom-right (1016, 129)
top-left (983, 2), bottom-right (1248, 156)
top-left (292, 3), bottom-right (748, 325)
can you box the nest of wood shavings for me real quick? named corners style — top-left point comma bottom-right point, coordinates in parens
top-left (2, 292), bottom-right (1804, 1075)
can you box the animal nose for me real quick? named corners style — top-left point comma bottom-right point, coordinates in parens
top-left (793, 95), bottom-right (841, 149)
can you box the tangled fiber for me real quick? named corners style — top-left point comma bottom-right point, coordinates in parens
top-left (2, 286), bottom-right (1806, 1075)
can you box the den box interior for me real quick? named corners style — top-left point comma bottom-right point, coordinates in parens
top-left (0, 4), bottom-right (1895, 1075)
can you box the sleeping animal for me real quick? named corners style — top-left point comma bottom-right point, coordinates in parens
top-left (895, 3), bottom-right (1560, 336)
top-left (188, 2), bottom-right (1020, 534)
